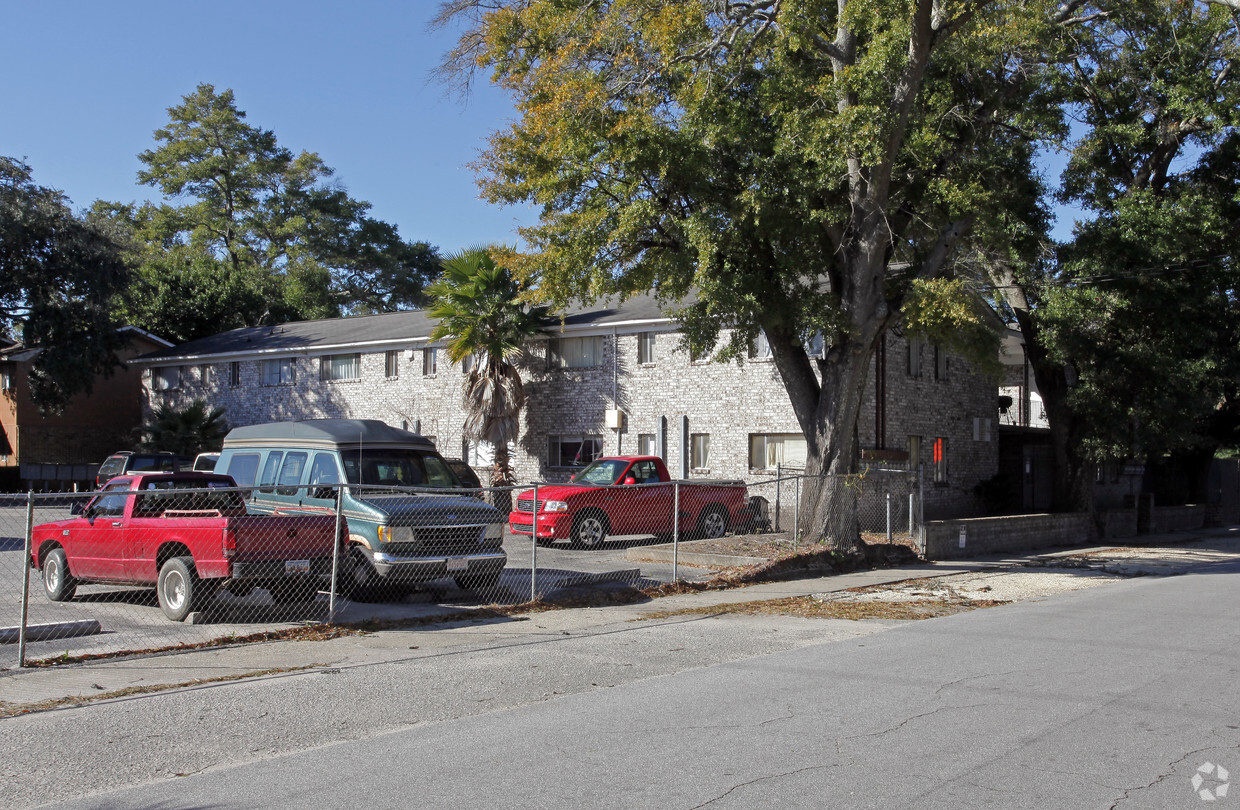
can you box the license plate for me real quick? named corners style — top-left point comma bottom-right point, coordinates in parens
top-left (285, 559), bottom-right (311, 575)
top-left (446, 557), bottom-right (468, 572)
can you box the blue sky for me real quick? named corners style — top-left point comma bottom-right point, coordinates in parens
top-left (0, 1), bottom-right (536, 255)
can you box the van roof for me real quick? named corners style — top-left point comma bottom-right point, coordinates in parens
top-left (222, 419), bottom-right (435, 451)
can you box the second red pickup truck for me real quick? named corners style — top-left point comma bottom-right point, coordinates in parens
top-left (508, 456), bottom-right (751, 549)
top-left (31, 472), bottom-right (339, 621)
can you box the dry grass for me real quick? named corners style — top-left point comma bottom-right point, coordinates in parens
top-left (640, 594), bottom-right (1009, 622)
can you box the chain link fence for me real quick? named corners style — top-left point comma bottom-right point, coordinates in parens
top-left (2, 469), bottom-right (921, 668)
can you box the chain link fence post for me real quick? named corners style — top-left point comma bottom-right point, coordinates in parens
top-left (672, 481), bottom-right (680, 583)
top-left (774, 463), bottom-right (782, 533)
top-left (328, 484), bottom-right (344, 624)
top-left (793, 475), bottom-right (801, 552)
top-left (530, 483), bottom-right (539, 602)
top-left (17, 490), bottom-right (34, 668)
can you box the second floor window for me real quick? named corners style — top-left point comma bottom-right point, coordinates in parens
top-left (385, 351), bottom-right (400, 379)
top-left (549, 336), bottom-right (603, 369)
top-left (908, 335), bottom-right (924, 377)
top-left (750, 331), bottom-right (773, 359)
top-left (262, 358), bottom-right (295, 386)
top-left (229, 361), bottom-right (241, 387)
top-left (320, 353), bottom-right (361, 382)
top-left (637, 332), bottom-right (656, 365)
top-left (423, 347), bottom-right (438, 376)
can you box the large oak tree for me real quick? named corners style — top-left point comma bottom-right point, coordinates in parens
top-left (437, 0), bottom-right (1064, 547)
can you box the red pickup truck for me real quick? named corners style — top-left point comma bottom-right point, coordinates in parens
top-left (508, 456), bottom-right (751, 549)
top-left (31, 472), bottom-right (339, 621)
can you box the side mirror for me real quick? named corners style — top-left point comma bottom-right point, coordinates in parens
top-left (70, 501), bottom-right (85, 516)
top-left (623, 477), bottom-right (637, 486)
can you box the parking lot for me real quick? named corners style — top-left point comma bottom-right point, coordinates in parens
top-left (0, 495), bottom-right (719, 668)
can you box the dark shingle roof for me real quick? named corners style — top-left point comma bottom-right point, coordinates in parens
top-left (136, 291), bottom-right (691, 363)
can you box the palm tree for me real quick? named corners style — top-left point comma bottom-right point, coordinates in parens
top-left (136, 399), bottom-right (229, 456)
top-left (428, 247), bottom-right (550, 501)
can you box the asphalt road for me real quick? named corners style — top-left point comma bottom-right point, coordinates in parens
top-left (4, 558), bottom-right (1238, 808)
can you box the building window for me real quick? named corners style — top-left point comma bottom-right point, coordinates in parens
top-left (807, 332), bottom-right (824, 358)
top-left (749, 433), bottom-right (807, 471)
top-left (749, 331), bottom-right (773, 360)
top-left (0, 364), bottom-right (13, 391)
top-left (262, 358), bottom-right (295, 386)
top-left (690, 434), bottom-right (711, 469)
top-left (549, 434), bottom-right (603, 468)
top-left (229, 361), bottom-right (241, 387)
top-left (461, 353), bottom-right (475, 374)
top-left (637, 433), bottom-right (657, 456)
top-left (907, 435), bottom-right (921, 472)
top-left (198, 365), bottom-right (211, 386)
top-left (932, 437), bottom-right (948, 484)
top-left (907, 335), bottom-right (923, 378)
top-left (319, 353), bottom-right (361, 382)
top-left (549, 336), bottom-right (603, 369)
top-left (637, 332), bottom-right (656, 365)
top-left (972, 417), bottom-right (992, 442)
top-left (422, 347), bottom-right (438, 376)
top-left (385, 351), bottom-right (400, 379)
top-left (152, 366), bottom-right (180, 391)
top-left (935, 345), bottom-right (948, 380)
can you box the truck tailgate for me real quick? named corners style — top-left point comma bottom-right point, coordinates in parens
top-left (227, 514), bottom-right (337, 562)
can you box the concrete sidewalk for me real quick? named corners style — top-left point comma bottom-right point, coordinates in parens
top-left (3, 526), bottom-right (1238, 713)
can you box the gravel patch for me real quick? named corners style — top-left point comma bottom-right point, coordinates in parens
top-left (823, 567), bottom-right (1127, 605)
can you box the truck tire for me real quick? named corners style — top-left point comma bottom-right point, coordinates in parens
top-left (157, 556), bottom-right (200, 622)
top-left (42, 548), bottom-right (77, 602)
top-left (343, 547), bottom-right (389, 603)
top-left (454, 568), bottom-right (502, 592)
top-left (697, 506), bottom-right (729, 539)
top-left (570, 510), bottom-right (610, 549)
top-left (270, 577), bottom-right (320, 604)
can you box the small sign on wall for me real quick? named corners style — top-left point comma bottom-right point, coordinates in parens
top-left (959, 527), bottom-right (967, 548)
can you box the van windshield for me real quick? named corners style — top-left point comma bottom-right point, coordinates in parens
top-left (340, 449), bottom-right (459, 488)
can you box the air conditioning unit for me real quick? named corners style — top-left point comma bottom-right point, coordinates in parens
top-left (605, 408), bottom-right (625, 429)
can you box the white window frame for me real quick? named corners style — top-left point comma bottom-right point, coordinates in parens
top-left (262, 358), bottom-right (295, 386)
top-left (748, 433), bottom-right (807, 471)
top-left (319, 353), bottom-right (361, 382)
top-left (550, 336), bottom-right (604, 369)
top-left (637, 332), bottom-right (656, 365)
top-left (750, 331), bottom-right (773, 360)
top-left (690, 433), bottom-right (711, 469)
top-left (549, 434), bottom-right (604, 468)
top-left (637, 433), bottom-right (657, 455)
top-left (152, 366), bottom-right (180, 391)
top-left (423, 347), bottom-right (438, 376)
top-left (385, 350), bottom-right (400, 379)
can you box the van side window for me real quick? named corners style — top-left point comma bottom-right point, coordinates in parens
top-left (259, 452), bottom-right (284, 494)
top-left (225, 453), bottom-right (261, 488)
top-left (276, 452), bottom-right (308, 495)
top-left (307, 453), bottom-right (340, 500)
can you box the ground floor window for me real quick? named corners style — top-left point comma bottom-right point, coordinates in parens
top-left (690, 433), bottom-right (711, 469)
top-left (749, 433), bottom-right (807, 470)
top-left (637, 433), bottom-right (656, 456)
top-left (550, 435), bottom-right (603, 468)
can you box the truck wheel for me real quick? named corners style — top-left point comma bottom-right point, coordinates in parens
top-left (157, 557), bottom-right (200, 622)
top-left (570, 511), bottom-right (609, 550)
top-left (454, 569), bottom-right (502, 592)
top-left (697, 506), bottom-right (729, 539)
top-left (42, 548), bottom-right (76, 602)
top-left (271, 577), bottom-right (320, 604)
top-left (344, 547), bottom-right (389, 603)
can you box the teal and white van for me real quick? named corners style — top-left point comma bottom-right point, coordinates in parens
top-left (216, 419), bottom-right (506, 599)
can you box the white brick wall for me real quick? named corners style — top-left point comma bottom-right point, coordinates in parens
top-left (144, 327), bottom-right (998, 518)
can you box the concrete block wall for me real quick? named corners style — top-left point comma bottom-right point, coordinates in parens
top-left (1147, 505), bottom-right (1206, 534)
top-left (922, 512), bottom-right (1094, 560)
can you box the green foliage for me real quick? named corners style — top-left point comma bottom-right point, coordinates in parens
top-left (136, 399), bottom-right (229, 456)
top-left (428, 247), bottom-right (551, 486)
top-left (901, 278), bottom-right (1003, 379)
top-left (1033, 0), bottom-right (1240, 464)
top-left (0, 157), bottom-right (129, 413)
top-left (107, 84), bottom-right (438, 342)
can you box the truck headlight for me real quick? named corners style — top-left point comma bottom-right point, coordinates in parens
top-left (543, 500), bottom-right (568, 512)
top-left (377, 525), bottom-right (414, 544)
